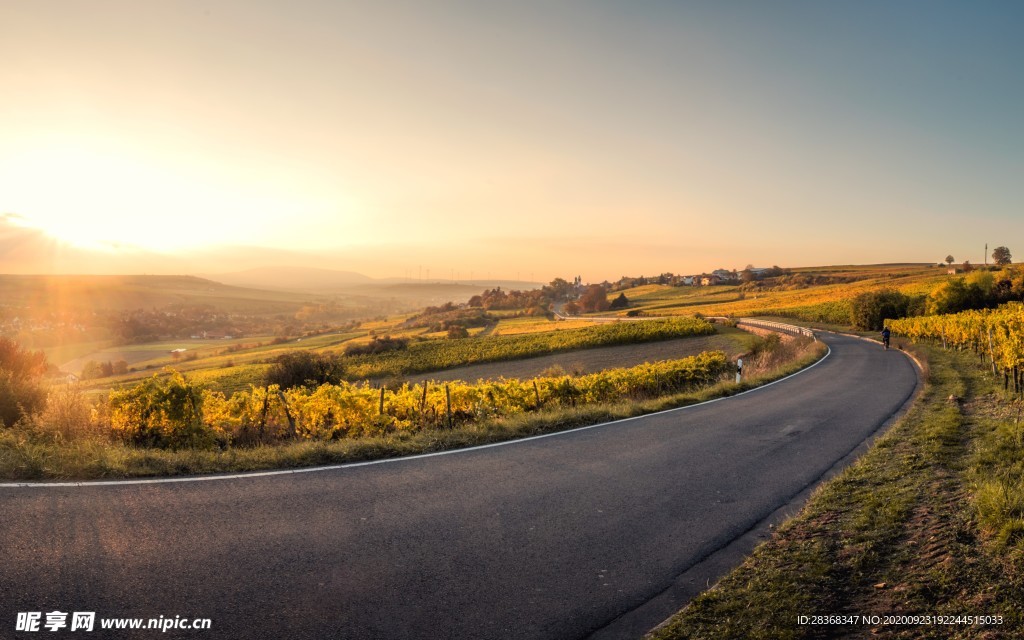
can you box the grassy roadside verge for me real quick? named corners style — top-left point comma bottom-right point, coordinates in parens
top-left (0, 338), bottom-right (825, 481)
top-left (649, 343), bottom-right (1024, 640)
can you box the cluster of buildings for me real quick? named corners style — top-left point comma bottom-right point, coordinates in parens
top-left (681, 268), bottom-right (773, 287)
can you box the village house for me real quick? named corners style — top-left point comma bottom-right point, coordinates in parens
top-left (711, 269), bottom-right (738, 283)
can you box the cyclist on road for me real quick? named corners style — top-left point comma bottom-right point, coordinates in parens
top-left (881, 326), bottom-right (891, 350)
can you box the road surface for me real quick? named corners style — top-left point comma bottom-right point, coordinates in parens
top-left (0, 332), bottom-right (918, 639)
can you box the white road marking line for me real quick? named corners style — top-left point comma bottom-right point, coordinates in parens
top-left (2, 343), bottom-right (835, 488)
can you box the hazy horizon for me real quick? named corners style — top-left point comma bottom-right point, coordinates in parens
top-left (0, 214), bottom-right (960, 284)
top-left (3, 1), bottom-right (1022, 282)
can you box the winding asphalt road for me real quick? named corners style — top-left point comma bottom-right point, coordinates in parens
top-left (1, 332), bottom-right (918, 640)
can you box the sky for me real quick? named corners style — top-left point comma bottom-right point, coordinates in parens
top-left (1, 0), bottom-right (1022, 281)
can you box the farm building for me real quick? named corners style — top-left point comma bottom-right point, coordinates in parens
top-left (711, 269), bottom-right (738, 283)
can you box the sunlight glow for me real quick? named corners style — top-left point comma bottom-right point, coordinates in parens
top-left (0, 142), bottom-right (333, 253)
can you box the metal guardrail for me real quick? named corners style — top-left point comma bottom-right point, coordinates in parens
top-left (554, 312), bottom-right (816, 340)
top-left (735, 318), bottom-right (816, 340)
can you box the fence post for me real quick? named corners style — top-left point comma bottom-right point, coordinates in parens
top-left (420, 381), bottom-right (428, 428)
top-left (258, 386), bottom-right (270, 441)
top-left (988, 326), bottom-right (997, 375)
top-left (445, 384), bottom-right (452, 429)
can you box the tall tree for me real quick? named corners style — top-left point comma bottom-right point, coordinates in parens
top-left (945, 255), bottom-right (955, 265)
top-left (579, 285), bottom-right (610, 313)
top-left (543, 278), bottom-right (575, 302)
top-left (992, 246), bottom-right (1013, 266)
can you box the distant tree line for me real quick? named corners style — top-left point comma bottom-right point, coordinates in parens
top-left (81, 359), bottom-right (131, 379)
top-left (468, 288), bottom-right (550, 314)
top-left (851, 261), bottom-right (1024, 330)
top-left (402, 302), bottom-right (496, 332)
top-left (343, 336), bottom-right (410, 357)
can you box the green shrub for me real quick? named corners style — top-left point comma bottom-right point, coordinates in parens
top-left (446, 325), bottom-right (470, 339)
top-left (849, 289), bottom-right (911, 330)
top-left (0, 337), bottom-right (48, 427)
top-left (265, 350), bottom-right (345, 389)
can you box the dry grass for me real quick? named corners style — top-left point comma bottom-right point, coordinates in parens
top-left (650, 344), bottom-right (1024, 640)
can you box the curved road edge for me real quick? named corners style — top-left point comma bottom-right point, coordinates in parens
top-left (0, 330), bottom-right (922, 640)
top-left (1, 340), bottom-right (832, 489)
top-left (593, 333), bottom-right (925, 640)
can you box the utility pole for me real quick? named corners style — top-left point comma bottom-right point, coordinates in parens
top-left (985, 243), bottom-right (988, 266)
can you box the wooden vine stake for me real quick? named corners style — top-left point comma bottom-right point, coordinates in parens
top-left (445, 384), bottom-right (452, 429)
top-left (420, 381), bottom-right (428, 428)
top-left (277, 390), bottom-right (297, 438)
top-left (988, 326), bottom-right (997, 376)
top-left (258, 385), bottom-right (270, 441)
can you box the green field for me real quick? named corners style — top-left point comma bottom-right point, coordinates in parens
top-left (343, 317), bottom-right (714, 380)
top-left (77, 318), bottom-right (716, 394)
top-left (74, 330), bottom-right (366, 392)
top-left (608, 264), bottom-right (948, 324)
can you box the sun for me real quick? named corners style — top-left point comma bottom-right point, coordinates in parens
top-left (0, 142), bottom-right (293, 253)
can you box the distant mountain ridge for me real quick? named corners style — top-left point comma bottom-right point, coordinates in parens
top-left (205, 267), bottom-right (376, 292)
top-left (0, 273), bottom-right (314, 313)
top-left (205, 266), bottom-right (540, 295)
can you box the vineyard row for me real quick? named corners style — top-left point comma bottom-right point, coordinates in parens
top-left (109, 351), bottom-right (733, 448)
top-left (344, 316), bottom-right (715, 379)
top-left (886, 302), bottom-right (1024, 393)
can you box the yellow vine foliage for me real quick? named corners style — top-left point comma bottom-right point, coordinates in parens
top-left (887, 302), bottom-right (1024, 374)
top-left (199, 351), bottom-right (731, 443)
